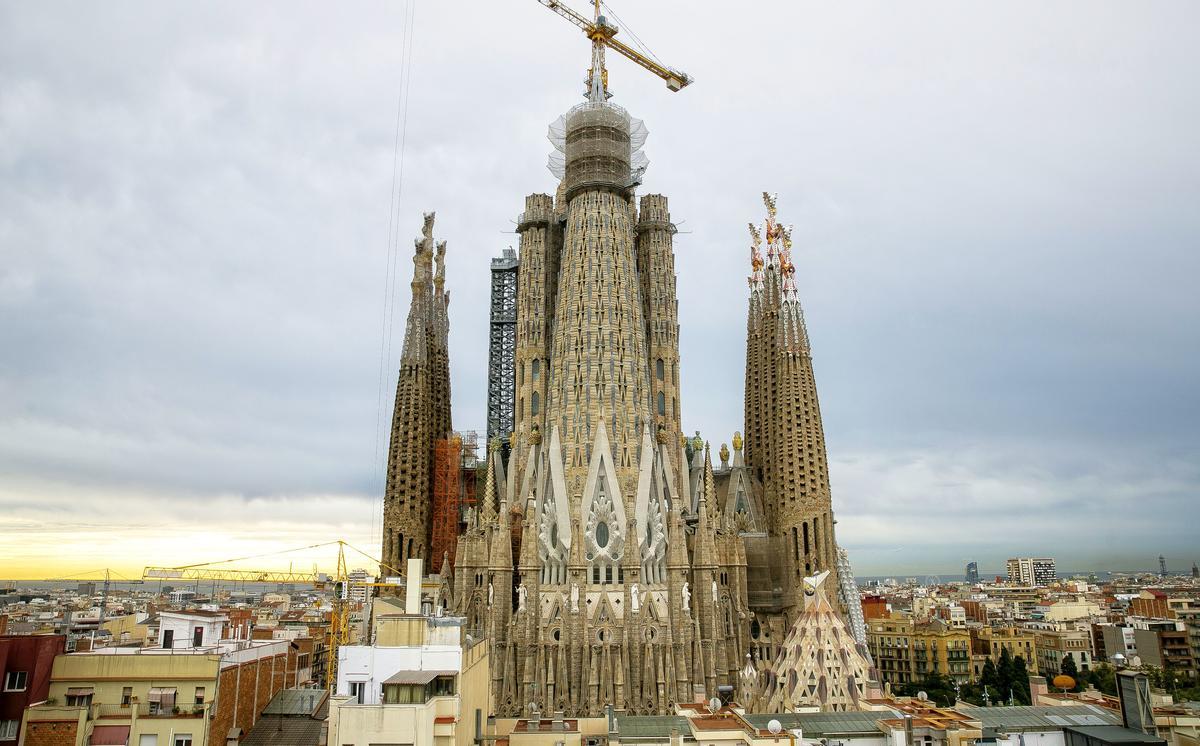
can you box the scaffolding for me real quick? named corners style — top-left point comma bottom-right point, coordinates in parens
top-left (430, 432), bottom-right (483, 571)
top-left (486, 249), bottom-right (518, 444)
top-left (431, 436), bottom-right (463, 571)
top-left (548, 100), bottom-right (648, 198)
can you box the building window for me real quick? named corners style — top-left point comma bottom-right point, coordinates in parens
top-left (382, 683), bottom-right (427, 704)
top-left (531, 391), bottom-right (540, 416)
top-left (349, 681), bottom-right (366, 704)
top-left (122, 687), bottom-right (133, 706)
top-left (3, 672), bottom-right (27, 692)
top-left (0, 720), bottom-right (19, 741)
top-left (147, 688), bottom-right (176, 715)
top-left (174, 736), bottom-right (193, 746)
top-left (532, 359), bottom-right (540, 381)
top-left (431, 676), bottom-right (456, 697)
top-left (657, 392), bottom-right (665, 416)
top-left (65, 690), bottom-right (93, 707)
top-left (194, 687), bottom-right (205, 704)
top-left (656, 358), bottom-right (664, 381)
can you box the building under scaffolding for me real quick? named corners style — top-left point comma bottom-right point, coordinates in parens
top-left (430, 431), bottom-right (481, 572)
top-left (486, 248), bottom-right (518, 445)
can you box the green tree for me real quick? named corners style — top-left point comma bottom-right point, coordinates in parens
top-left (982, 658), bottom-right (998, 689)
top-left (998, 646), bottom-right (1015, 694)
top-left (1060, 655), bottom-right (1079, 684)
top-left (1011, 655), bottom-right (1032, 703)
top-left (1088, 664), bottom-right (1117, 696)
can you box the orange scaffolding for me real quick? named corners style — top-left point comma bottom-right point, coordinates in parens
top-left (431, 432), bottom-right (484, 572)
top-left (431, 435), bottom-right (463, 571)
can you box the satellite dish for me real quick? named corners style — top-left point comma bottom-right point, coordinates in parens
top-left (768, 719), bottom-right (782, 735)
top-left (917, 691), bottom-right (929, 701)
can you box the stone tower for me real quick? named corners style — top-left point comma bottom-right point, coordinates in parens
top-left (447, 41), bottom-right (859, 716)
top-left (743, 193), bottom-right (841, 622)
top-left (451, 75), bottom-right (754, 714)
top-left (381, 213), bottom-right (452, 576)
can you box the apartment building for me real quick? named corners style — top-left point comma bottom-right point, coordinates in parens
top-left (867, 617), bottom-right (973, 686)
top-left (1034, 628), bottom-right (1093, 676)
top-left (21, 611), bottom-right (297, 746)
top-left (328, 598), bottom-right (489, 746)
top-left (1007, 558), bottom-right (1057, 587)
top-left (1, 635), bottom-right (65, 745)
top-left (970, 626), bottom-right (1039, 678)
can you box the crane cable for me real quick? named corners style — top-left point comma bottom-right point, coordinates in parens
top-left (170, 540), bottom-right (341, 570)
top-left (371, 0), bottom-right (418, 561)
top-left (600, 1), bottom-right (665, 67)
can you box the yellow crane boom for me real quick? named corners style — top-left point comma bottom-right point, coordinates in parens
top-left (536, 0), bottom-right (692, 97)
top-left (143, 540), bottom-right (402, 691)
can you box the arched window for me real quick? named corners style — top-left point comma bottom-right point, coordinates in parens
top-left (532, 358), bottom-right (540, 381)
top-left (531, 391), bottom-right (540, 416)
top-left (656, 358), bottom-right (664, 381)
top-left (657, 392), bottom-right (665, 416)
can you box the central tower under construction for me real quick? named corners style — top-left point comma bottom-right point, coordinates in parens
top-left (440, 0), bottom-right (862, 718)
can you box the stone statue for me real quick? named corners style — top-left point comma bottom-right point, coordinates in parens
top-left (712, 579), bottom-right (719, 604)
top-left (681, 581), bottom-right (691, 612)
top-left (570, 583), bottom-right (580, 613)
top-left (488, 582), bottom-right (494, 607)
top-left (517, 582), bottom-right (528, 613)
top-left (630, 583), bottom-right (640, 613)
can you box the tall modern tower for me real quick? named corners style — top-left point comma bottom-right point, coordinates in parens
top-left (381, 213), bottom-right (452, 576)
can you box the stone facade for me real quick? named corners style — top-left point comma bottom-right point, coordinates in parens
top-left (743, 193), bottom-right (841, 614)
top-left (381, 213), bottom-right (453, 576)
top-left (438, 88), bottom-right (851, 715)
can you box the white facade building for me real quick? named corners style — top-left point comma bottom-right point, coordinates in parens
top-left (157, 610), bottom-right (228, 649)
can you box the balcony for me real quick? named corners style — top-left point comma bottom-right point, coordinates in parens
top-left (63, 702), bottom-right (212, 721)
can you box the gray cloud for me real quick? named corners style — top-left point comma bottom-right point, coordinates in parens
top-left (1, 1), bottom-right (1197, 576)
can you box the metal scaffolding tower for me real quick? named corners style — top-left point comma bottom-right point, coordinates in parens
top-left (836, 547), bottom-right (869, 654)
top-left (486, 247), bottom-right (519, 443)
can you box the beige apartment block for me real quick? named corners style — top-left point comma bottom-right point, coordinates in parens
top-left (22, 639), bottom-right (291, 746)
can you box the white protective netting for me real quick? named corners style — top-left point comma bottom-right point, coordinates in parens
top-left (547, 100), bottom-right (648, 193)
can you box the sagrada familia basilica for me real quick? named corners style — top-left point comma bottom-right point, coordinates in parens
top-left (379, 16), bottom-right (875, 719)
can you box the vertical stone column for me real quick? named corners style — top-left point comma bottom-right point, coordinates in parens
top-left (636, 194), bottom-right (683, 494)
top-left (512, 194), bottom-right (557, 497)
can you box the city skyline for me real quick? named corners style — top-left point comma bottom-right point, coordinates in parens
top-left (2, 1), bottom-right (1199, 579)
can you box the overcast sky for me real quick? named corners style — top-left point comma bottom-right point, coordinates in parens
top-left (2, 1), bottom-right (1198, 580)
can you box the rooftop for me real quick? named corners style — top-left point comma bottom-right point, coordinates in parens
top-left (959, 705), bottom-right (1120, 731)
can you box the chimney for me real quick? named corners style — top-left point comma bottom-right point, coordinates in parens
top-left (405, 558), bottom-right (423, 613)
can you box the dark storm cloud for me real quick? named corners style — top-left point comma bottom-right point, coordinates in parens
top-left (1, 1), bottom-right (1197, 575)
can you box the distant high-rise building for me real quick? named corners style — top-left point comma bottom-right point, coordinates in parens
top-left (1192, 562), bottom-right (1198, 579)
top-left (1006, 557), bottom-right (1056, 586)
top-left (346, 568), bottom-right (370, 606)
top-left (1159, 555), bottom-right (1167, 577)
top-left (965, 561), bottom-right (979, 584)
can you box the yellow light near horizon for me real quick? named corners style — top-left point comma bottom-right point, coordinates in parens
top-left (0, 524), bottom-right (378, 580)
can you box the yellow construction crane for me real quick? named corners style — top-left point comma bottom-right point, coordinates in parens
top-left (536, 0), bottom-right (692, 100)
top-left (143, 540), bottom-right (401, 691)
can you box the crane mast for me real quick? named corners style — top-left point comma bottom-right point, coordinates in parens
top-left (536, 0), bottom-right (692, 99)
top-left (144, 540), bottom-right (401, 691)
